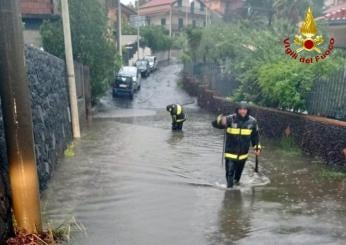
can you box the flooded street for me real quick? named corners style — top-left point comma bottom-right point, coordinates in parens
top-left (42, 63), bottom-right (346, 245)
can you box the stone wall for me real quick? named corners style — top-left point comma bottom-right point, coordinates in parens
top-left (183, 77), bottom-right (346, 169)
top-left (0, 47), bottom-right (73, 242)
top-left (26, 46), bottom-right (73, 188)
top-left (0, 110), bottom-right (11, 243)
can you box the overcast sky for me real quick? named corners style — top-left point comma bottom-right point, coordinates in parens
top-left (121, 0), bottom-right (135, 5)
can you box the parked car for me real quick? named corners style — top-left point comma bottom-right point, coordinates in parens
top-left (112, 66), bottom-right (141, 100)
top-left (144, 56), bottom-right (158, 72)
top-left (135, 59), bottom-right (150, 78)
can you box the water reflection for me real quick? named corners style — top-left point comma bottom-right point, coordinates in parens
top-left (166, 131), bottom-right (185, 145)
top-left (42, 63), bottom-right (346, 245)
top-left (217, 190), bottom-right (254, 243)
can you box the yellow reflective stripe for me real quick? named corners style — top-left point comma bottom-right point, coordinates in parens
top-left (227, 128), bottom-right (252, 135)
top-left (176, 105), bottom-right (182, 115)
top-left (241, 129), bottom-right (252, 135)
top-left (254, 144), bottom-right (262, 149)
top-left (176, 119), bottom-right (185, 122)
top-left (239, 154), bottom-right (248, 160)
top-left (224, 153), bottom-right (248, 160)
top-left (227, 128), bottom-right (240, 135)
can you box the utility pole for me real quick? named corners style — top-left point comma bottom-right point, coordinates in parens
top-left (0, 0), bottom-right (42, 233)
top-left (185, 0), bottom-right (188, 27)
top-left (169, 4), bottom-right (173, 37)
top-left (205, 0), bottom-right (208, 27)
top-left (117, 0), bottom-right (122, 57)
top-left (137, 0), bottom-right (140, 60)
top-left (61, 0), bottom-right (81, 138)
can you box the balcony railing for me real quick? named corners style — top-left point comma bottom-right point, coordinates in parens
top-left (173, 6), bottom-right (206, 16)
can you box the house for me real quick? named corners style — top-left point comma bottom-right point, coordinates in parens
top-left (324, 0), bottom-right (346, 48)
top-left (139, 0), bottom-right (211, 35)
top-left (20, 0), bottom-right (60, 47)
top-left (204, 0), bottom-right (245, 20)
top-left (100, 0), bottom-right (137, 29)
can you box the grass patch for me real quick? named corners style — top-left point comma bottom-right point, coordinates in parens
top-left (276, 136), bottom-right (302, 156)
top-left (319, 168), bottom-right (346, 180)
top-left (64, 143), bottom-right (75, 158)
top-left (6, 216), bottom-right (86, 244)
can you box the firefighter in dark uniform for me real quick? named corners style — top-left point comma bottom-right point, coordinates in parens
top-left (166, 104), bottom-right (186, 131)
top-left (212, 102), bottom-right (261, 188)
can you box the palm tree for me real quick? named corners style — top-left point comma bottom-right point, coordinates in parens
top-left (273, 0), bottom-right (324, 23)
top-left (245, 0), bottom-right (275, 26)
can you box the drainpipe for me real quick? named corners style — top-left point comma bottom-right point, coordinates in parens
top-left (0, 0), bottom-right (42, 233)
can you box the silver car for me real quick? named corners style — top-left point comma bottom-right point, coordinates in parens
top-left (144, 56), bottom-right (158, 72)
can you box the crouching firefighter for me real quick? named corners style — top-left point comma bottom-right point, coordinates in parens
top-left (166, 104), bottom-right (186, 131)
top-left (212, 102), bottom-right (261, 188)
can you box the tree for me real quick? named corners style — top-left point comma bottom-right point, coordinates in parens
top-left (41, 0), bottom-right (120, 100)
top-left (140, 26), bottom-right (172, 52)
top-left (138, 0), bottom-right (150, 6)
top-left (273, 0), bottom-right (325, 23)
top-left (245, 0), bottom-right (275, 26)
top-left (185, 20), bottom-right (345, 111)
top-left (121, 16), bottom-right (137, 35)
top-left (245, 0), bottom-right (325, 26)
top-left (185, 27), bottom-right (203, 62)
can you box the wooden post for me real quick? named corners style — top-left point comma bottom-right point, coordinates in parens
top-left (0, 0), bottom-right (42, 233)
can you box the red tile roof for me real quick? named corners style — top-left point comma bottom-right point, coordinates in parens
top-left (20, 0), bottom-right (55, 15)
top-left (140, 5), bottom-right (171, 16)
top-left (325, 3), bottom-right (346, 22)
top-left (141, 0), bottom-right (176, 9)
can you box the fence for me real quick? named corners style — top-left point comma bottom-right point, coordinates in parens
top-left (183, 62), bottom-right (240, 97)
top-left (123, 42), bottom-right (138, 65)
top-left (307, 65), bottom-right (346, 120)
top-left (74, 62), bottom-right (92, 126)
top-left (184, 62), bottom-right (346, 121)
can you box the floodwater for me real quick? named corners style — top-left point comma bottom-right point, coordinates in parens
top-left (42, 63), bottom-right (346, 245)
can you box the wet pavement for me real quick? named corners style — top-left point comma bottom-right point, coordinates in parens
top-left (42, 63), bottom-right (346, 245)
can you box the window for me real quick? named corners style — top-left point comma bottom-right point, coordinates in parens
top-left (191, 2), bottom-right (195, 14)
top-left (178, 18), bottom-right (184, 30)
top-left (177, 0), bottom-right (182, 7)
top-left (200, 3), bottom-right (205, 12)
top-left (161, 18), bottom-right (166, 26)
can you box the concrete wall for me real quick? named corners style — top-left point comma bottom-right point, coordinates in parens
top-left (0, 47), bottom-right (75, 242)
top-left (128, 47), bottom-right (152, 66)
top-left (23, 29), bottom-right (42, 47)
top-left (148, 12), bottom-right (206, 32)
top-left (144, 0), bottom-right (207, 32)
top-left (183, 76), bottom-right (346, 169)
top-left (328, 25), bottom-right (346, 48)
